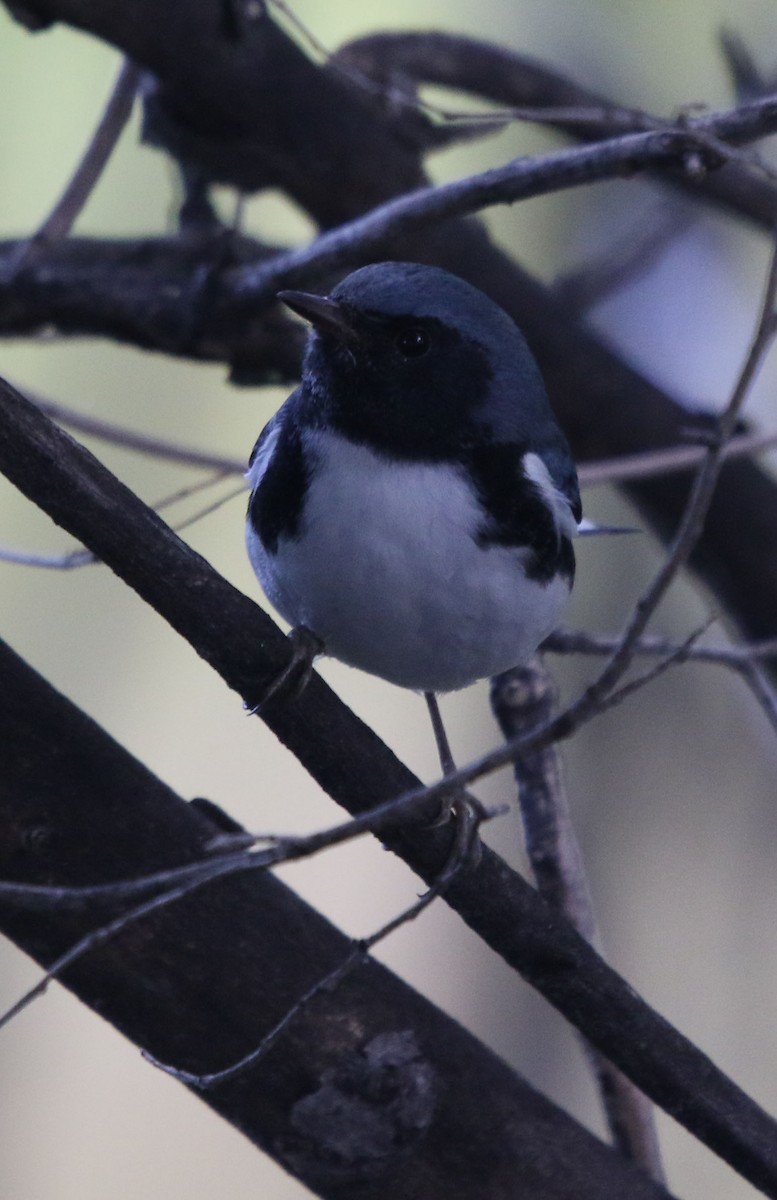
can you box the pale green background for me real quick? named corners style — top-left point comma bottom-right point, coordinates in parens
top-left (1, 2), bottom-right (777, 1198)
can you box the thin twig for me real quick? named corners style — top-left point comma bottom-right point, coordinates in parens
top-left (288, 0), bottom-right (651, 135)
top-left (0, 789), bottom-right (503, 913)
top-left (145, 801), bottom-right (483, 1089)
top-left (547, 627), bottom-right (777, 737)
top-left (0, 782), bottom-right (498, 1032)
top-left (4, 58), bottom-right (140, 278)
top-left (544, 629), bottom-right (777, 667)
top-left (0, 470), bottom-right (243, 569)
top-left (33, 393), bottom-right (245, 473)
top-left (36, 390), bottom-right (777, 495)
top-left (234, 93), bottom-right (777, 303)
top-left (36, 386), bottom-right (777, 487)
top-left (577, 427), bottom-right (777, 487)
top-left (590, 621), bottom-right (715, 716)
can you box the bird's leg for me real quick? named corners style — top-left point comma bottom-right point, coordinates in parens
top-left (423, 693), bottom-right (481, 871)
top-left (246, 625), bottom-right (324, 714)
top-left (424, 691), bottom-right (456, 778)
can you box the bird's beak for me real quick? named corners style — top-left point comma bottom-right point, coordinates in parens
top-left (278, 290), bottom-right (358, 343)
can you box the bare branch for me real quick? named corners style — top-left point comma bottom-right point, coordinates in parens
top-left (336, 29), bottom-right (777, 229)
top-left (0, 235), bottom-right (304, 377)
top-left (545, 629), bottom-right (777, 667)
top-left (4, 57), bottom-right (140, 278)
top-left (233, 92), bottom-right (777, 302)
top-left (492, 663), bottom-right (665, 1183)
top-left (578, 427), bottom-right (777, 487)
top-left (34, 392), bottom-right (245, 473)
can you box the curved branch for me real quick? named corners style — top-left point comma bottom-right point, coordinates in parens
top-left (336, 30), bottom-right (777, 230)
top-left (0, 236), bottom-right (303, 379)
top-left (232, 91), bottom-right (777, 301)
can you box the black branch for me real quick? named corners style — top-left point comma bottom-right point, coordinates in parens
top-left (0, 638), bottom-right (679, 1200)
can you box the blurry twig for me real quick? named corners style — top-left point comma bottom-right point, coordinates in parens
top-left (0, 545), bottom-right (94, 570)
top-left (553, 202), bottom-right (695, 313)
top-left (4, 57), bottom-right (140, 278)
top-left (719, 28), bottom-right (772, 101)
top-left (577, 426), bottom-right (777, 487)
top-left (0, 470), bottom-right (243, 569)
top-left (34, 392), bottom-right (245, 473)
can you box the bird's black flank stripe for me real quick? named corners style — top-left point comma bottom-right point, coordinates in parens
top-left (248, 423), bottom-right (309, 554)
top-left (466, 444), bottom-right (575, 586)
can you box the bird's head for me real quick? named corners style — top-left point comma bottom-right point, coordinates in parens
top-left (278, 262), bottom-right (563, 462)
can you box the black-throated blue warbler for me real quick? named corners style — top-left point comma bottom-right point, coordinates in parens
top-left (245, 261), bottom-right (581, 700)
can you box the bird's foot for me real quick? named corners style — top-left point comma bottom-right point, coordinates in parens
top-left (246, 625), bottom-right (324, 714)
top-left (421, 691), bottom-right (482, 868)
top-left (428, 795), bottom-right (484, 888)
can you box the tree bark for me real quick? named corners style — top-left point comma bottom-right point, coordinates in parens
top-left (0, 637), bottom-right (676, 1200)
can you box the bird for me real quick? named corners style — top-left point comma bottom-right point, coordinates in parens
top-left (245, 261), bottom-right (581, 719)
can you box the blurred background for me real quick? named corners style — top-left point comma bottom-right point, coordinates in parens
top-left (1, 1), bottom-right (777, 1197)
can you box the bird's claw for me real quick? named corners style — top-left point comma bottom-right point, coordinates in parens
top-left (428, 795), bottom-right (484, 889)
top-left (246, 625), bottom-right (324, 714)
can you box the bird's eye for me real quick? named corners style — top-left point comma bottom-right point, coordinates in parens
top-left (395, 326), bottom-right (431, 358)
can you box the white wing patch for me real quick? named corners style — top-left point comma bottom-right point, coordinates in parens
top-left (245, 420), bottom-right (282, 490)
top-left (522, 452), bottom-right (579, 538)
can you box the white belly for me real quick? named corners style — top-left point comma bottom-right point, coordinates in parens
top-left (247, 430), bottom-right (570, 692)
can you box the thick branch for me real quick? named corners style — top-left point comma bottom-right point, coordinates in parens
top-left (0, 638), bottom-right (678, 1200)
top-left (0, 236), bottom-right (303, 379)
